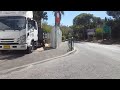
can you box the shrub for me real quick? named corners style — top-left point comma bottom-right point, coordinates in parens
top-left (62, 36), bottom-right (66, 42)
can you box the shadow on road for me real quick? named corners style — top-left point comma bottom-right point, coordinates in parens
top-left (100, 40), bottom-right (120, 45)
top-left (0, 51), bottom-right (25, 60)
top-left (74, 41), bottom-right (87, 44)
top-left (74, 41), bottom-right (81, 43)
top-left (44, 47), bottom-right (54, 51)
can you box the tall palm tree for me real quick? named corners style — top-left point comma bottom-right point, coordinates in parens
top-left (53, 11), bottom-right (64, 26)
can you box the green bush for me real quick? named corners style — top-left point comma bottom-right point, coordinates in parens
top-left (95, 27), bottom-right (103, 40)
top-left (96, 27), bottom-right (103, 35)
top-left (62, 36), bottom-right (66, 42)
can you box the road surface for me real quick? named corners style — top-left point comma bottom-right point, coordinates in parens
top-left (1, 42), bottom-right (120, 79)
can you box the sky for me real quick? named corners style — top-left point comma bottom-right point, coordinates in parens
top-left (45, 11), bottom-right (112, 26)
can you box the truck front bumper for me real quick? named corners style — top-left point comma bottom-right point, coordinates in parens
top-left (0, 44), bottom-right (27, 50)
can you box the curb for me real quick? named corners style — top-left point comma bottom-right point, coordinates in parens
top-left (0, 47), bottom-right (77, 74)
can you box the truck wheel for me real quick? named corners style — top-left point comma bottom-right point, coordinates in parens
top-left (31, 41), bottom-right (35, 51)
top-left (25, 46), bottom-right (32, 54)
top-left (0, 51), bottom-right (7, 54)
top-left (25, 41), bottom-right (35, 54)
top-left (33, 41), bottom-right (38, 50)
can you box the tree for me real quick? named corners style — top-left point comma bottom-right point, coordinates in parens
top-left (33, 11), bottom-right (48, 28)
top-left (107, 11), bottom-right (120, 20)
top-left (106, 11), bottom-right (120, 39)
top-left (42, 22), bottom-right (52, 43)
top-left (96, 27), bottom-right (104, 40)
top-left (42, 22), bottom-right (52, 33)
top-left (33, 11), bottom-right (48, 42)
top-left (73, 13), bottom-right (94, 27)
top-left (60, 25), bottom-right (71, 39)
top-left (53, 11), bottom-right (64, 26)
top-left (105, 17), bottom-right (108, 23)
top-left (72, 13), bottom-right (103, 40)
top-left (92, 17), bottom-right (103, 28)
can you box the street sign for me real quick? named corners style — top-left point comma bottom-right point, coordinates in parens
top-left (103, 25), bottom-right (111, 34)
top-left (87, 29), bottom-right (95, 35)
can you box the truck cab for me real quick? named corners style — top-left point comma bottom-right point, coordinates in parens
top-left (0, 11), bottom-right (38, 54)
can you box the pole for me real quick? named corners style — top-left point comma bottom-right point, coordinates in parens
top-left (110, 27), bottom-right (112, 40)
top-left (83, 29), bottom-right (85, 41)
top-left (102, 30), bottom-right (103, 41)
top-left (102, 27), bottom-right (104, 41)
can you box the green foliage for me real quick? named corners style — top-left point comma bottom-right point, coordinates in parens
top-left (62, 36), bottom-right (66, 41)
top-left (33, 11), bottom-right (48, 28)
top-left (73, 13), bottom-right (94, 26)
top-left (33, 11), bottom-right (48, 21)
top-left (103, 25), bottom-right (111, 33)
top-left (42, 22), bottom-right (52, 33)
top-left (95, 27), bottom-right (103, 40)
top-left (107, 11), bottom-right (120, 20)
top-left (60, 25), bottom-right (71, 39)
top-left (96, 27), bottom-right (103, 34)
top-left (106, 11), bottom-right (120, 39)
top-left (72, 13), bottom-right (104, 40)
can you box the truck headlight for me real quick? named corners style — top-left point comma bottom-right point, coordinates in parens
top-left (17, 38), bottom-right (20, 42)
top-left (17, 35), bottom-right (26, 44)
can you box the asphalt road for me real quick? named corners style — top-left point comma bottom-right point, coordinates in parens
top-left (1, 42), bottom-right (120, 79)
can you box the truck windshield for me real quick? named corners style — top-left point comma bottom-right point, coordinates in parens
top-left (0, 16), bottom-right (26, 30)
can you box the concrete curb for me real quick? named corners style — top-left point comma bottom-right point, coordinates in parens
top-left (0, 47), bottom-right (77, 74)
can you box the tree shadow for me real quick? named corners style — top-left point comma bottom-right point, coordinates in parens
top-left (0, 51), bottom-right (25, 60)
top-left (100, 40), bottom-right (115, 45)
top-left (44, 47), bottom-right (55, 51)
top-left (74, 41), bottom-right (81, 43)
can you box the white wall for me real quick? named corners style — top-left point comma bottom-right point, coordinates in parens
top-left (50, 26), bottom-right (62, 48)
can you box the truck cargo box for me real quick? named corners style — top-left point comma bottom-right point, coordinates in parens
top-left (0, 11), bottom-right (33, 18)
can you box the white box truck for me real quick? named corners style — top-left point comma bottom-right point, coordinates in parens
top-left (0, 11), bottom-right (39, 54)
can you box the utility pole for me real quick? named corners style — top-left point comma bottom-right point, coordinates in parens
top-left (102, 29), bottom-right (104, 41)
top-left (109, 26), bottom-right (112, 40)
top-left (83, 25), bottom-right (85, 41)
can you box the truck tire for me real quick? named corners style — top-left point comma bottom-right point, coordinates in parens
top-left (34, 41), bottom-right (37, 50)
top-left (1, 50), bottom-right (9, 54)
top-left (25, 46), bottom-right (32, 54)
top-left (31, 41), bottom-right (35, 50)
top-left (25, 41), bottom-right (35, 54)
top-left (0, 51), bottom-right (7, 54)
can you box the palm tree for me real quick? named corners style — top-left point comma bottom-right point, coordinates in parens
top-left (53, 11), bottom-right (64, 26)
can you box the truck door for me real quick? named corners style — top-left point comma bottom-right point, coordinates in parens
top-left (27, 19), bottom-right (34, 46)
top-left (32, 21), bottom-right (38, 41)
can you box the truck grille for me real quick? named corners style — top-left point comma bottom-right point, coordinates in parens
top-left (1, 41), bottom-right (14, 43)
top-left (0, 43), bottom-right (19, 45)
top-left (0, 38), bottom-right (15, 43)
top-left (0, 38), bottom-right (14, 40)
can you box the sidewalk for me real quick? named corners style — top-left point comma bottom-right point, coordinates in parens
top-left (0, 41), bottom-right (69, 71)
top-left (34, 41), bottom-right (69, 60)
